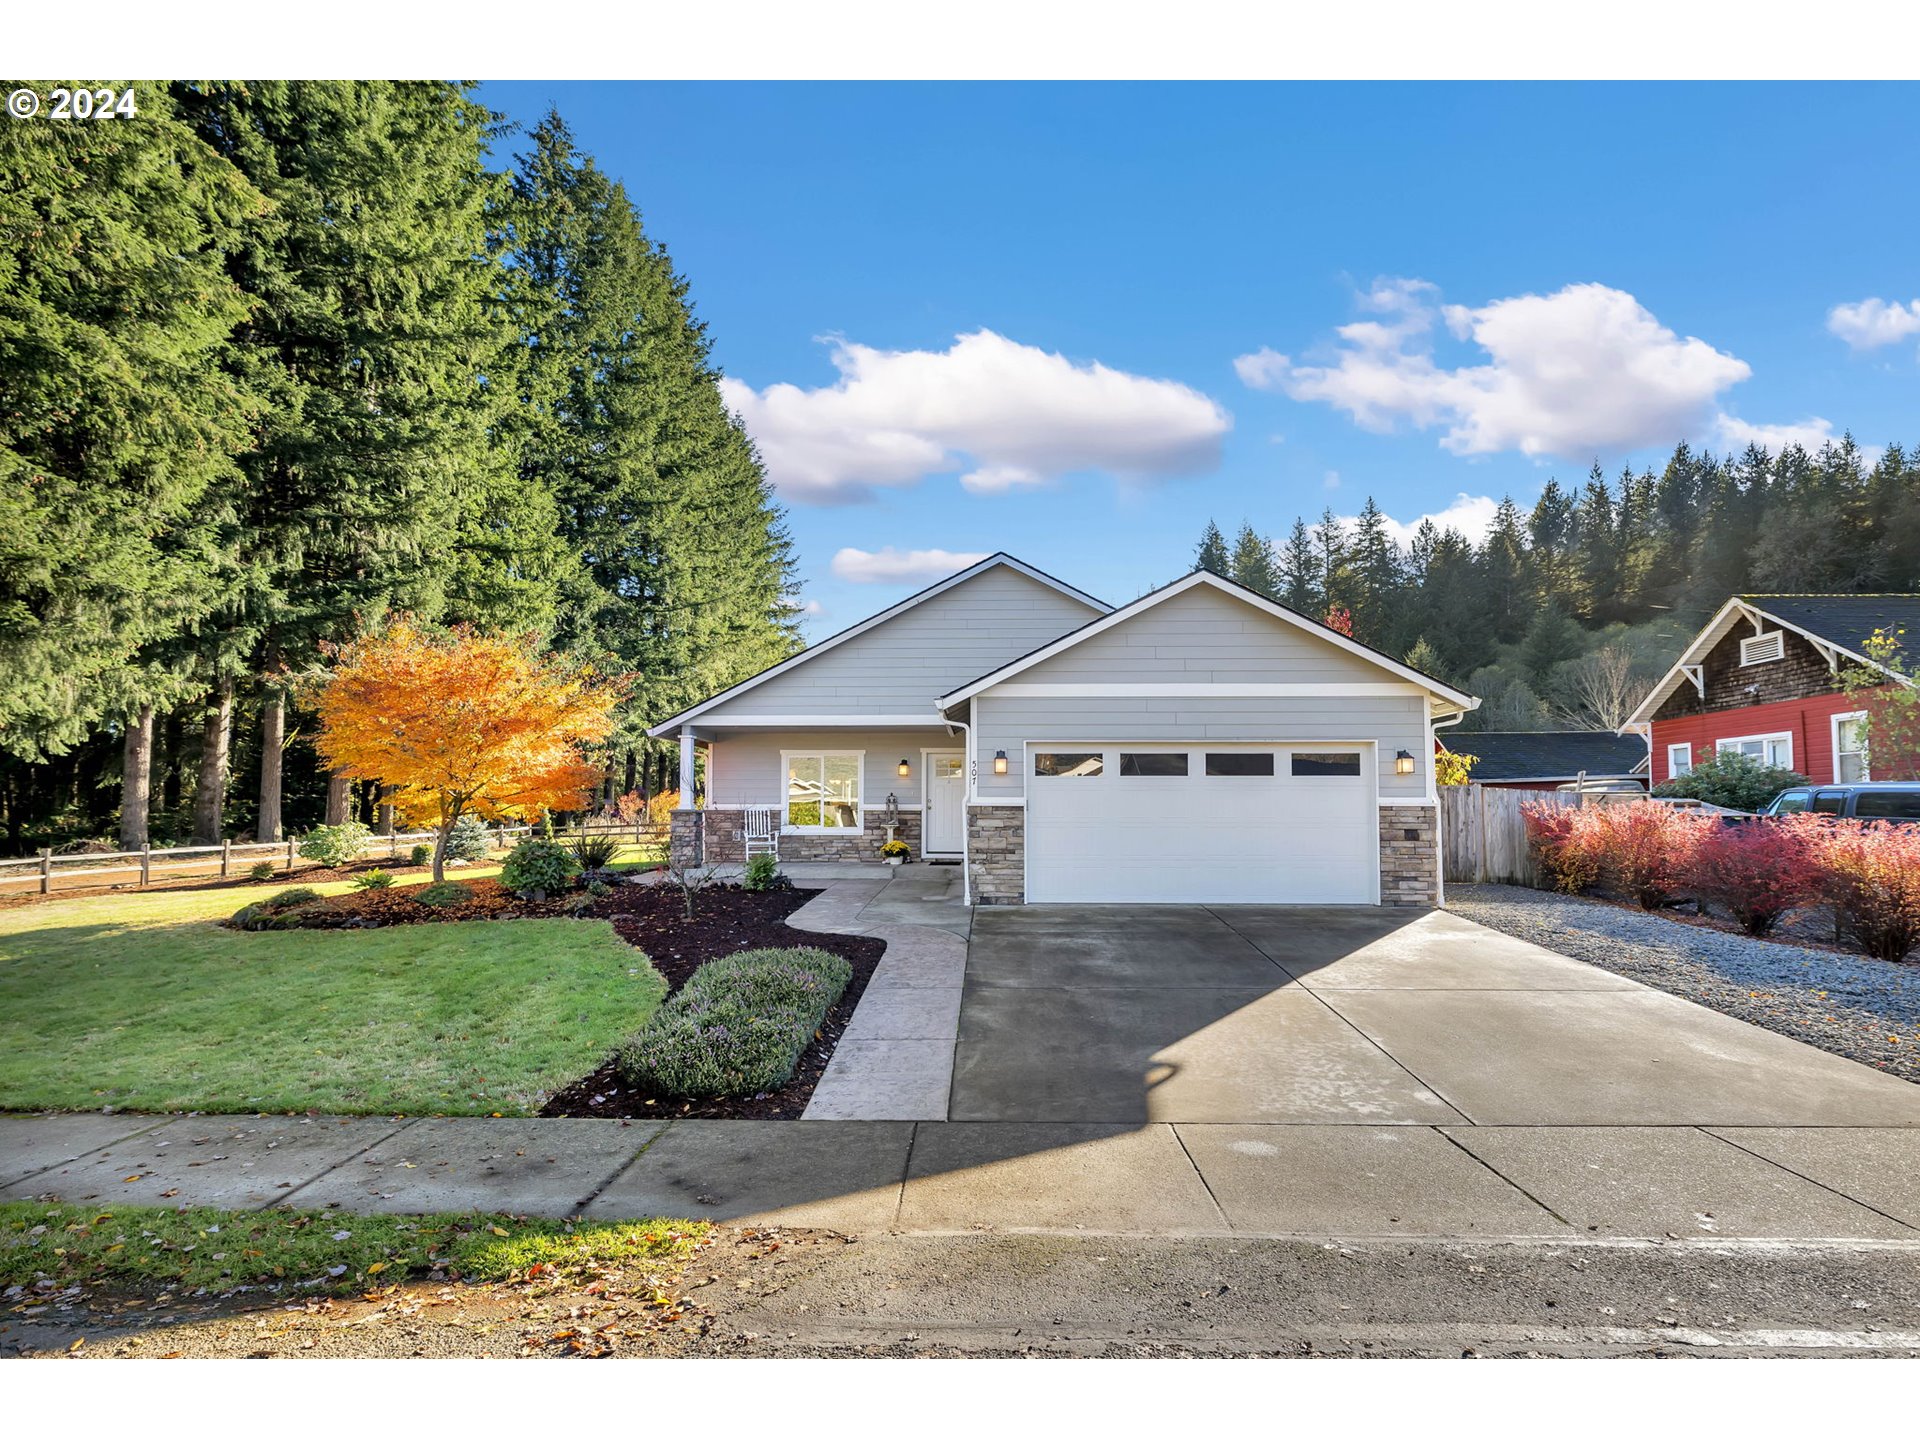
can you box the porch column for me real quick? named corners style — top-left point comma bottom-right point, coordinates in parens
top-left (677, 728), bottom-right (698, 807)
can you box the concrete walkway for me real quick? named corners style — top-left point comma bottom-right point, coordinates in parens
top-left (783, 865), bottom-right (968, 1121)
top-left (6, 1110), bottom-right (1920, 1241)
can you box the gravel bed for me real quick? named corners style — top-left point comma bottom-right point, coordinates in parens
top-left (1447, 884), bottom-right (1920, 1083)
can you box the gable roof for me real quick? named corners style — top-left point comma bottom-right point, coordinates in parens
top-left (1624, 593), bottom-right (1920, 727)
top-left (1440, 730), bottom-right (1648, 782)
top-left (646, 553), bottom-right (1109, 738)
top-left (936, 568), bottom-right (1479, 712)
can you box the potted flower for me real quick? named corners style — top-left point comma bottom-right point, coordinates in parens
top-left (880, 839), bottom-right (912, 866)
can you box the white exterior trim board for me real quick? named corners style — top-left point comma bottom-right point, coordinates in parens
top-left (986, 682), bottom-right (1427, 698)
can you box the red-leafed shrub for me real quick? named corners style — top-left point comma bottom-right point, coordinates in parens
top-left (1804, 818), bottom-right (1920, 963)
top-left (1524, 800), bottom-right (1708, 909)
top-left (1683, 818), bottom-right (1821, 936)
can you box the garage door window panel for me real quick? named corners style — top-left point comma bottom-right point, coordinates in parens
top-left (1206, 753), bottom-right (1275, 776)
top-left (1291, 752), bottom-right (1362, 777)
top-left (1120, 752), bottom-right (1189, 776)
top-left (1034, 752), bottom-right (1104, 777)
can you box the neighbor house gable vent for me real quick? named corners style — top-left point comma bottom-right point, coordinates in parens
top-left (1740, 631), bottom-right (1786, 665)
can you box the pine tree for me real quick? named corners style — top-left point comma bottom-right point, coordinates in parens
top-left (1195, 520), bottom-right (1229, 574)
top-left (1228, 523), bottom-right (1280, 598)
top-left (1347, 498), bottom-right (1404, 648)
top-left (0, 88), bottom-right (262, 769)
top-left (1277, 518), bottom-right (1322, 614)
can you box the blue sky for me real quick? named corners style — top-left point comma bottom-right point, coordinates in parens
top-left (481, 81), bottom-right (1920, 636)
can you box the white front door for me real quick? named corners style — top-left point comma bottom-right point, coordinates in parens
top-left (924, 751), bottom-right (966, 856)
top-left (1024, 743), bottom-right (1378, 904)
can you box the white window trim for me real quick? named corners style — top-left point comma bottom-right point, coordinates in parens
top-left (779, 749), bottom-right (865, 834)
top-left (1739, 631), bottom-right (1785, 666)
top-left (1831, 710), bottom-right (1870, 783)
top-left (1667, 742), bottom-right (1692, 779)
top-left (1712, 731), bottom-right (1794, 769)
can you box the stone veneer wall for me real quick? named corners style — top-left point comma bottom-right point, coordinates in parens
top-left (967, 806), bottom-right (1025, 904)
top-left (692, 808), bottom-right (922, 864)
top-left (1378, 804), bottom-right (1439, 907)
top-left (669, 809), bottom-right (703, 867)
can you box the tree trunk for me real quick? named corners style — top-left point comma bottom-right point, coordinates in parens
top-left (119, 704), bottom-right (154, 850)
top-left (324, 770), bottom-right (351, 825)
top-left (191, 682), bottom-right (234, 845)
top-left (256, 688), bottom-right (286, 843)
top-left (377, 786), bottom-right (395, 836)
top-left (160, 711), bottom-right (184, 815)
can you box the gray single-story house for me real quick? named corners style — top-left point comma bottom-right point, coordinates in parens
top-left (1437, 731), bottom-right (1651, 792)
top-left (649, 554), bottom-right (1479, 906)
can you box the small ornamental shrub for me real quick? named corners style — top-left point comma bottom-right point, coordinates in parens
top-left (741, 852), bottom-right (780, 891)
top-left (416, 880), bottom-right (472, 909)
top-left (442, 813), bottom-right (492, 864)
top-left (585, 877), bottom-right (611, 898)
top-left (263, 887), bottom-right (322, 912)
top-left (1683, 819), bottom-right (1820, 936)
top-left (297, 822), bottom-right (372, 869)
top-left (1523, 803), bottom-right (1598, 894)
top-left (1807, 818), bottom-right (1920, 963)
top-left (353, 868), bottom-right (395, 891)
top-left (500, 837), bottom-right (579, 897)
top-left (1523, 801), bottom-right (1706, 908)
top-left (409, 843), bottom-right (432, 867)
top-left (247, 860), bottom-right (276, 882)
top-left (614, 947), bottom-right (853, 1097)
top-left (879, 839), bottom-right (912, 860)
top-left (231, 886), bottom-right (322, 931)
top-left (571, 833), bottom-right (622, 873)
top-left (1653, 750), bottom-right (1809, 813)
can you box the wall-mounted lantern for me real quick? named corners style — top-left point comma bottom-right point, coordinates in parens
top-left (897, 758), bottom-right (911, 777)
top-left (1394, 749), bottom-right (1416, 776)
top-left (993, 749), bottom-right (1008, 775)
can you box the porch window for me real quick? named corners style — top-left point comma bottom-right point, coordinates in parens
top-left (1834, 712), bottom-right (1869, 783)
top-left (784, 752), bottom-right (861, 830)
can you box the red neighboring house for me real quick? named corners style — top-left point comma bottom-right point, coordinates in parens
top-left (1624, 594), bottom-right (1920, 786)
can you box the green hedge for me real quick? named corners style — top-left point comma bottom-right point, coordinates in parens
top-left (614, 947), bottom-right (852, 1098)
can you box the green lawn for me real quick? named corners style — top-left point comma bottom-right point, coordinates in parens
top-left (0, 871), bottom-right (666, 1116)
top-left (0, 1201), bottom-right (707, 1295)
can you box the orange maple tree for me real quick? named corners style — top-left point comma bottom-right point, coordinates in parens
top-left (311, 623), bottom-right (627, 882)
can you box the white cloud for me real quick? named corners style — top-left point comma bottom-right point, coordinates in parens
top-left (1351, 493), bottom-right (1501, 547)
top-left (830, 547), bottom-right (991, 585)
top-left (1237, 279), bottom-right (1751, 459)
top-left (1827, 297), bottom-right (1920, 350)
top-left (1714, 414), bottom-right (1839, 454)
top-left (1323, 470), bottom-right (1341, 490)
top-left (721, 330), bottom-right (1232, 505)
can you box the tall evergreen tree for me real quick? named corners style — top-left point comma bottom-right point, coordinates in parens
top-left (1195, 520), bottom-right (1229, 574)
top-left (1276, 518), bottom-right (1321, 614)
top-left (1228, 523), bottom-right (1280, 598)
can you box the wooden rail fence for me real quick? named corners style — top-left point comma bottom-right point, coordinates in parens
top-left (0, 820), bottom-right (669, 898)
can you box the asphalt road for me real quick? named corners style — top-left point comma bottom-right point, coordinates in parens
top-left (9, 1228), bottom-right (1920, 1359)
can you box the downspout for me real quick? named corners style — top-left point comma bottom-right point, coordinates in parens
top-left (943, 703), bottom-right (973, 907)
top-left (1430, 706), bottom-right (1470, 908)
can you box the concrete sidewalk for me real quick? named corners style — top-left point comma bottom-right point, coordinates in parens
top-left (6, 1111), bottom-right (1920, 1242)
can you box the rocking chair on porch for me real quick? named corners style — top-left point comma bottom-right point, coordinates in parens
top-left (743, 805), bottom-right (780, 862)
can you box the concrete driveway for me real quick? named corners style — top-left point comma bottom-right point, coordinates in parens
top-left (950, 905), bottom-right (1920, 1127)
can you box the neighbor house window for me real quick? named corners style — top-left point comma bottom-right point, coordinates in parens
top-left (1206, 753), bottom-right (1275, 776)
top-left (1667, 743), bottom-right (1692, 779)
top-left (1033, 751), bottom-right (1103, 777)
top-left (1291, 752), bottom-right (1361, 777)
top-left (1834, 712), bottom-right (1869, 783)
top-left (784, 752), bottom-right (861, 830)
top-left (1120, 752), bottom-right (1188, 776)
top-left (1715, 733), bottom-right (1792, 770)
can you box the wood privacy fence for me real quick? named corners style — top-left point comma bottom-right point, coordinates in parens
top-left (0, 820), bottom-right (670, 898)
top-left (1440, 787), bottom-right (1573, 886)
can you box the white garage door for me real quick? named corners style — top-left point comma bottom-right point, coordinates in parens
top-left (1025, 743), bottom-right (1377, 904)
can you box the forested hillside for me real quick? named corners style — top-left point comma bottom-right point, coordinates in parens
top-left (1195, 437), bottom-right (1920, 732)
top-left (0, 82), bottom-right (798, 854)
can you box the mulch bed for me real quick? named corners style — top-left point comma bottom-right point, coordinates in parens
top-left (541, 884), bottom-right (885, 1121)
top-left (261, 876), bottom-right (576, 927)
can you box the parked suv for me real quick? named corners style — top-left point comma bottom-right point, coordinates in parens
top-left (1763, 782), bottom-right (1920, 822)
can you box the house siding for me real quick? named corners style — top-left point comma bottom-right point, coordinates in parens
top-left (1653, 622), bottom-right (1837, 721)
top-left (1650, 692), bottom-right (1870, 785)
top-left (704, 728), bottom-right (957, 808)
top-left (694, 565), bottom-right (1103, 720)
top-left (973, 694), bottom-right (1431, 800)
top-left (1012, 583), bottom-right (1396, 686)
